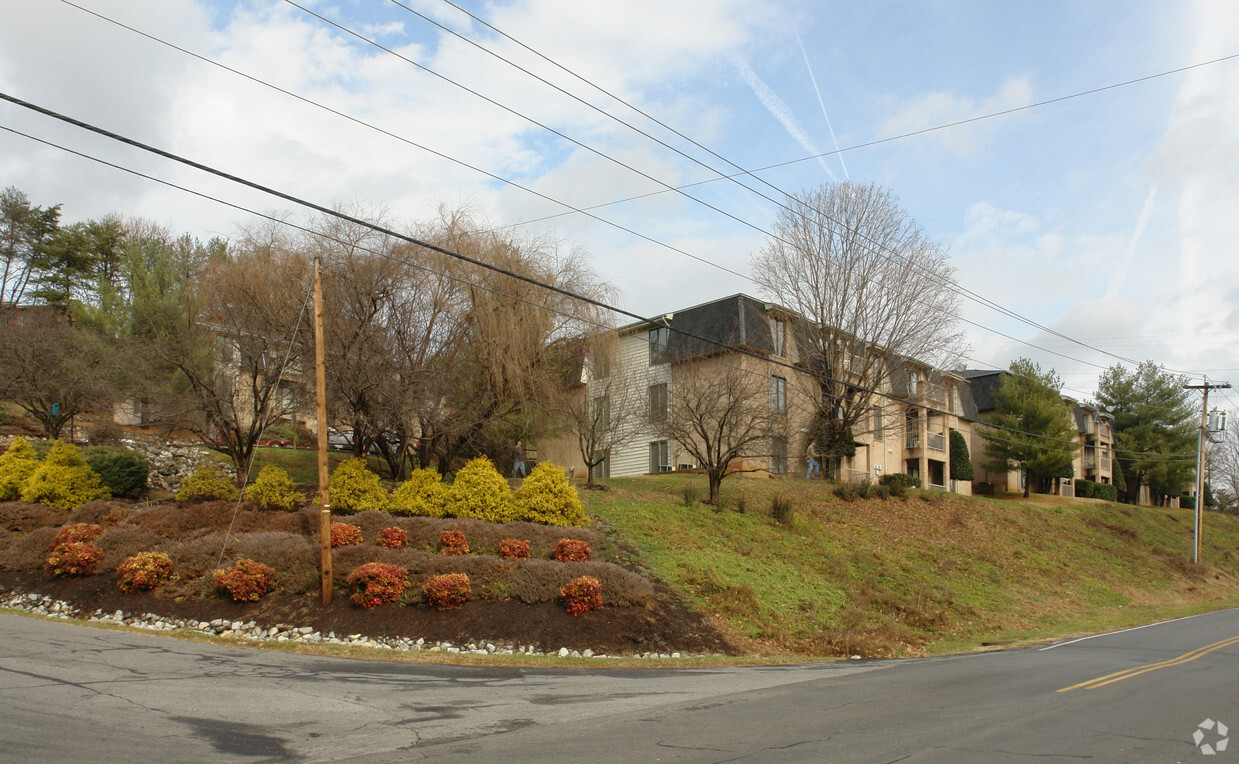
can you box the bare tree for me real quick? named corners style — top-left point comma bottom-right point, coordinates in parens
top-left (751, 181), bottom-right (965, 465)
top-left (556, 333), bottom-right (645, 488)
top-left (0, 308), bottom-right (117, 439)
top-left (1209, 419), bottom-right (1239, 513)
top-left (666, 354), bottom-right (785, 505)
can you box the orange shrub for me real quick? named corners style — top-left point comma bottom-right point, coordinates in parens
top-left (553, 538), bottom-right (590, 562)
top-left (439, 529), bottom-right (469, 556)
top-left (561, 576), bottom-right (603, 616)
top-left (346, 562), bottom-right (408, 608)
top-left (213, 558), bottom-right (276, 602)
top-left (51, 522), bottom-right (103, 549)
top-left (116, 551), bottom-right (174, 593)
top-left (499, 538), bottom-right (531, 560)
top-left (376, 527), bottom-right (408, 550)
top-left (331, 522), bottom-right (363, 548)
top-left (47, 541), bottom-right (103, 577)
top-left (423, 572), bottom-right (471, 610)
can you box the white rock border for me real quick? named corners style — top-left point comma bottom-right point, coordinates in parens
top-left (1, 590), bottom-right (691, 660)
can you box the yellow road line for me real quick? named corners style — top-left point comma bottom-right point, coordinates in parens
top-left (1058, 635), bottom-right (1239, 692)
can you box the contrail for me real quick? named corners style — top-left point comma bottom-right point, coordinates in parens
top-left (729, 53), bottom-right (837, 182)
top-left (795, 28), bottom-right (848, 180)
top-left (1106, 184), bottom-right (1157, 300)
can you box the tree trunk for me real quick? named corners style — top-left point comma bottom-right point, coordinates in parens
top-left (707, 472), bottom-right (722, 505)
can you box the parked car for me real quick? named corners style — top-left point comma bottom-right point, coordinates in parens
top-left (327, 432), bottom-right (354, 452)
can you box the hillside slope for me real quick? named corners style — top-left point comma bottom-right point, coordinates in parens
top-left (584, 475), bottom-right (1239, 657)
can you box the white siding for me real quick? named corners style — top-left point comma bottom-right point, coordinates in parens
top-left (602, 330), bottom-right (673, 477)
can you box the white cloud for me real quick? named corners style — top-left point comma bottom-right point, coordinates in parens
top-left (877, 77), bottom-right (1033, 156)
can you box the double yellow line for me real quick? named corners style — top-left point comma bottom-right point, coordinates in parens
top-left (1059, 635), bottom-right (1239, 692)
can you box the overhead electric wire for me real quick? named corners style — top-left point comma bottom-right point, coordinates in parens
top-left (55, 0), bottom-right (1195, 381)
top-left (2, 94), bottom-right (1173, 460)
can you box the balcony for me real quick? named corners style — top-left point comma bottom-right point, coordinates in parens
top-left (927, 432), bottom-right (945, 452)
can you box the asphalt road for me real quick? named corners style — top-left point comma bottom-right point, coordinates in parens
top-left (2, 608), bottom-right (1236, 762)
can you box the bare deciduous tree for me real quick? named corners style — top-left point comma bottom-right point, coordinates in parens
top-left (751, 181), bottom-right (965, 465)
top-left (666, 355), bottom-right (785, 505)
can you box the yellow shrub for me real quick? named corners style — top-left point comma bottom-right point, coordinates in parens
top-left (445, 456), bottom-right (515, 523)
top-left (388, 467), bottom-right (448, 517)
top-left (176, 462), bottom-right (240, 502)
top-left (328, 458), bottom-right (388, 513)
top-left (20, 440), bottom-right (110, 510)
top-left (243, 465), bottom-right (302, 511)
top-left (0, 436), bottom-right (39, 501)
top-left (513, 462), bottom-right (588, 527)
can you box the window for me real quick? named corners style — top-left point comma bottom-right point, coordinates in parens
top-left (649, 440), bottom-right (670, 473)
top-left (649, 326), bottom-right (669, 365)
top-left (591, 351), bottom-right (610, 380)
top-left (770, 317), bottom-right (785, 357)
top-left (591, 395), bottom-right (610, 427)
top-left (873, 406), bottom-right (884, 440)
top-left (770, 376), bottom-right (787, 414)
top-left (908, 372), bottom-right (919, 396)
top-left (648, 383), bottom-right (668, 423)
top-left (771, 436), bottom-right (787, 475)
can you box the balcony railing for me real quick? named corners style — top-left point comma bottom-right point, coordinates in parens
top-left (1102, 454), bottom-right (1111, 470)
top-left (1084, 455), bottom-right (1095, 469)
top-left (906, 435), bottom-right (919, 449)
top-left (927, 432), bottom-right (945, 451)
top-left (928, 483), bottom-right (947, 491)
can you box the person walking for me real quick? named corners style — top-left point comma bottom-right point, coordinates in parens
top-left (805, 439), bottom-right (821, 479)
top-left (512, 439), bottom-right (527, 478)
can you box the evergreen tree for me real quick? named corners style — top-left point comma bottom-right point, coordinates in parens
top-left (980, 358), bottom-right (1079, 497)
top-left (949, 428), bottom-right (974, 481)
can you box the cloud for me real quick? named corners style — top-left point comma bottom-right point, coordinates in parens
top-left (728, 54), bottom-right (837, 182)
top-left (877, 77), bottom-right (1032, 156)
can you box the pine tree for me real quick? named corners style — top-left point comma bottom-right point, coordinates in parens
top-left (980, 359), bottom-right (1079, 497)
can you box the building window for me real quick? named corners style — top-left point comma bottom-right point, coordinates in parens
top-left (771, 318), bottom-right (785, 357)
top-left (648, 383), bottom-right (668, 423)
top-left (771, 436), bottom-right (787, 475)
top-left (649, 440), bottom-right (670, 473)
top-left (770, 376), bottom-right (787, 414)
top-left (909, 372), bottom-right (919, 396)
top-left (873, 406), bottom-right (884, 439)
top-left (649, 326), bottom-right (669, 365)
top-left (591, 351), bottom-right (610, 379)
top-left (591, 395), bottom-right (610, 427)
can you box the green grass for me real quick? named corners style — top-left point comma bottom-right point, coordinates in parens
top-left (582, 474), bottom-right (1239, 658)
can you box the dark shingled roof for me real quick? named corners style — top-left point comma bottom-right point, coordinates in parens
top-left (957, 369), bottom-right (1004, 414)
top-left (660, 294), bottom-right (776, 361)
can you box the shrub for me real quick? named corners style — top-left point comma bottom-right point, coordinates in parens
top-left (439, 529), bottom-right (469, 556)
top-left (376, 527), bottom-right (408, 549)
top-left (553, 538), bottom-right (590, 562)
top-left (51, 522), bottom-right (103, 548)
top-left (500, 538), bottom-right (531, 560)
top-left (561, 575), bottom-right (603, 616)
top-left (330, 522), bottom-right (363, 548)
top-left (83, 446), bottom-right (149, 500)
top-left (512, 462), bottom-right (588, 526)
top-left (346, 562), bottom-right (408, 608)
top-left (47, 540), bottom-right (103, 577)
top-left (243, 465), bottom-right (302, 511)
top-left (387, 468), bottom-right (448, 517)
top-left (423, 572), bottom-right (471, 610)
top-left (116, 551), bottom-right (174, 593)
top-left (878, 472), bottom-right (921, 497)
top-left (444, 457), bottom-right (515, 523)
top-left (21, 441), bottom-right (111, 510)
top-left (770, 494), bottom-right (794, 525)
top-left (0, 436), bottom-right (40, 501)
top-left (176, 462), bottom-right (240, 502)
top-left (213, 558), bottom-right (276, 601)
top-left (329, 458), bottom-right (388, 513)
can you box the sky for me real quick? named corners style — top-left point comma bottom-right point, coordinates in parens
top-left (2, 0), bottom-right (1238, 411)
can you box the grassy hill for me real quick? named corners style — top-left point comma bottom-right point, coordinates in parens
top-left (580, 474), bottom-right (1239, 657)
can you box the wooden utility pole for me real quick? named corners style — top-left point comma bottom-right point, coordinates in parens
top-left (1185, 378), bottom-right (1230, 565)
top-left (314, 256), bottom-right (332, 605)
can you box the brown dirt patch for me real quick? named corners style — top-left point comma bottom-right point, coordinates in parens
top-left (0, 500), bottom-right (736, 656)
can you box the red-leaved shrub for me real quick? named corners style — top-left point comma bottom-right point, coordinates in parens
top-left (331, 522), bottom-right (363, 548)
top-left (51, 522), bottom-right (103, 549)
top-left (439, 529), bottom-right (469, 556)
top-left (423, 572), bottom-right (471, 610)
top-left (375, 527), bottom-right (407, 550)
top-left (213, 558), bottom-right (276, 601)
top-left (346, 562), bottom-right (408, 608)
top-left (116, 551), bottom-right (174, 593)
top-left (500, 538), bottom-right (531, 560)
top-left (47, 541), bottom-right (103, 577)
top-left (553, 538), bottom-right (590, 562)
top-left (561, 575), bottom-right (603, 616)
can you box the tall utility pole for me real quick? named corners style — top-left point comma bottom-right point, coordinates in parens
top-left (1185, 378), bottom-right (1230, 565)
top-left (314, 256), bottom-right (332, 605)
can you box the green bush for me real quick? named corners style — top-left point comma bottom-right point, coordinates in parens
top-left (328, 458), bottom-right (388, 513)
top-left (21, 441), bottom-right (110, 510)
top-left (513, 462), bottom-right (588, 526)
top-left (879, 472), bottom-right (921, 498)
top-left (176, 462), bottom-right (239, 502)
top-left (387, 468), bottom-right (448, 517)
top-left (1075, 479), bottom-right (1118, 502)
top-left (0, 436), bottom-right (40, 500)
top-left (243, 465), bottom-right (302, 511)
top-left (444, 456), bottom-right (515, 523)
top-left (83, 446), bottom-right (149, 500)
